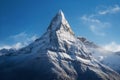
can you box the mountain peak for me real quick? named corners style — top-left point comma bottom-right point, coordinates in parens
top-left (47, 10), bottom-right (74, 35)
top-left (57, 9), bottom-right (64, 18)
top-left (58, 9), bottom-right (63, 14)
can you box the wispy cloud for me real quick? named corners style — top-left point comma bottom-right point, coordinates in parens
top-left (90, 25), bottom-right (105, 36)
top-left (11, 32), bottom-right (38, 49)
top-left (0, 32), bottom-right (38, 50)
top-left (10, 32), bottom-right (28, 41)
top-left (81, 15), bottom-right (100, 23)
top-left (81, 15), bottom-right (110, 36)
top-left (0, 42), bottom-right (23, 50)
top-left (103, 41), bottom-right (120, 52)
top-left (0, 45), bottom-right (11, 50)
top-left (81, 4), bottom-right (120, 36)
top-left (98, 5), bottom-right (120, 15)
top-left (10, 32), bottom-right (38, 42)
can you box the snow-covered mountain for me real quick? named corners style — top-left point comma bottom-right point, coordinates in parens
top-left (77, 36), bottom-right (120, 73)
top-left (0, 10), bottom-right (120, 80)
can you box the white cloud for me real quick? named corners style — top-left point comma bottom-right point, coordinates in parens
top-left (81, 15), bottom-right (100, 23)
top-left (12, 42), bottom-right (24, 50)
top-left (10, 32), bottom-right (38, 42)
top-left (98, 5), bottom-right (120, 15)
top-left (0, 32), bottom-right (38, 50)
top-left (90, 25), bottom-right (105, 36)
top-left (81, 4), bottom-right (120, 36)
top-left (10, 32), bottom-right (27, 40)
top-left (0, 45), bottom-right (11, 50)
top-left (81, 15), bottom-right (110, 36)
top-left (0, 42), bottom-right (23, 50)
top-left (103, 41), bottom-right (120, 52)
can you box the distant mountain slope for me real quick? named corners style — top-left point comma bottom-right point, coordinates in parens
top-left (0, 10), bottom-right (120, 80)
top-left (77, 36), bottom-right (120, 73)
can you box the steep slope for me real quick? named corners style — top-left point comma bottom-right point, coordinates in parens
top-left (0, 10), bottom-right (120, 80)
top-left (77, 36), bottom-right (120, 73)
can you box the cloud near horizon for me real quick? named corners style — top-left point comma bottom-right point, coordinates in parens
top-left (0, 42), bottom-right (24, 50)
top-left (103, 41), bottom-right (120, 52)
top-left (0, 32), bottom-right (38, 50)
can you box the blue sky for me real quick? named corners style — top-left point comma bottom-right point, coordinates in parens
top-left (0, 0), bottom-right (120, 51)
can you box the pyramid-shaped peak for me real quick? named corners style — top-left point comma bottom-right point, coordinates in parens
top-left (59, 9), bottom-right (63, 13)
top-left (54, 10), bottom-right (66, 23)
top-left (47, 10), bottom-right (74, 36)
top-left (58, 9), bottom-right (63, 14)
top-left (57, 10), bottom-right (64, 18)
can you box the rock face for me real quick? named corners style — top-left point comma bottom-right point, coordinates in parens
top-left (0, 10), bottom-right (120, 80)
